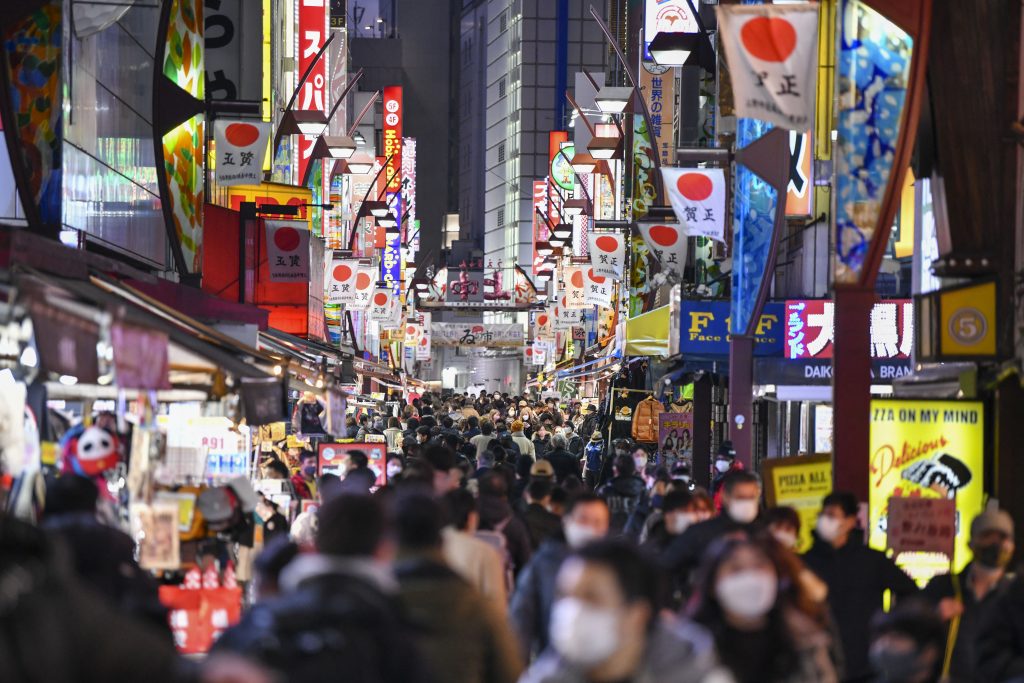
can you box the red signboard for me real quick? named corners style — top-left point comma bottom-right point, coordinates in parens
top-left (297, 0), bottom-right (328, 184)
top-left (785, 299), bottom-right (913, 360)
top-left (532, 180), bottom-right (548, 274)
top-left (383, 86), bottom-right (403, 194)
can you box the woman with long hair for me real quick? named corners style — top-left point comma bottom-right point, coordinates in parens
top-left (689, 537), bottom-right (838, 683)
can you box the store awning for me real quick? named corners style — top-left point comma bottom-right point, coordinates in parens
top-left (624, 305), bottom-right (670, 357)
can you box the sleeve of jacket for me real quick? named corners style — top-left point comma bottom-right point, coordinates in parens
top-left (660, 524), bottom-right (702, 577)
top-left (481, 596), bottom-right (526, 683)
top-left (879, 552), bottom-right (919, 599)
top-left (509, 557), bottom-right (541, 660)
top-left (479, 542), bottom-right (510, 614)
top-left (976, 585), bottom-right (1024, 681)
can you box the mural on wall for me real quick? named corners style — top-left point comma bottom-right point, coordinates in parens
top-left (1, 1), bottom-right (62, 227)
top-left (161, 0), bottom-right (205, 273)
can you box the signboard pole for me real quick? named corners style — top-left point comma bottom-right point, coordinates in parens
top-left (833, 284), bottom-right (875, 500)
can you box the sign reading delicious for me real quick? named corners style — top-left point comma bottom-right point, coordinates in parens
top-left (430, 323), bottom-right (523, 347)
top-left (868, 400), bottom-right (984, 583)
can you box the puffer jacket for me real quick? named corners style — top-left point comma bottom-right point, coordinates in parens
top-left (596, 475), bottom-right (648, 533)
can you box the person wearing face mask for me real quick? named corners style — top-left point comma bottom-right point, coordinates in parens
top-left (290, 449), bottom-right (320, 500)
top-left (710, 441), bottom-right (741, 512)
top-left (924, 509), bottom-right (1014, 682)
top-left (596, 455), bottom-right (648, 536)
top-left (510, 493), bottom-right (610, 660)
top-left (384, 453), bottom-right (405, 484)
top-left (765, 506), bottom-right (802, 550)
top-left (868, 602), bottom-right (945, 683)
top-left (520, 539), bottom-right (724, 683)
top-left (662, 471), bottom-right (765, 594)
top-left (641, 488), bottom-right (702, 554)
top-left (802, 492), bottom-right (918, 682)
top-left (690, 537), bottom-right (839, 683)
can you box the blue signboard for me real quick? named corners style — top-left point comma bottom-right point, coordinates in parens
top-left (679, 301), bottom-right (784, 357)
top-left (382, 192), bottom-right (402, 296)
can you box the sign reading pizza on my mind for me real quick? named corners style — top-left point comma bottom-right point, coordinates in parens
top-left (868, 399), bottom-right (985, 585)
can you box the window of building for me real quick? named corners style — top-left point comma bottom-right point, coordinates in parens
top-left (497, 208), bottom-right (505, 226)
top-left (497, 142), bottom-right (505, 162)
top-left (499, 10), bottom-right (508, 33)
top-left (498, 77), bottom-right (506, 98)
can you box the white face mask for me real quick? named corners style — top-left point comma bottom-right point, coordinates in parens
top-left (727, 499), bottom-right (759, 524)
top-left (715, 459), bottom-right (731, 473)
top-left (563, 521), bottom-right (604, 549)
top-left (771, 529), bottom-right (798, 549)
top-left (386, 464), bottom-right (403, 479)
top-left (550, 598), bottom-right (620, 667)
top-left (633, 456), bottom-right (647, 472)
top-left (666, 511), bottom-right (696, 535)
top-left (816, 515), bottom-right (844, 543)
top-left (715, 570), bottom-right (778, 620)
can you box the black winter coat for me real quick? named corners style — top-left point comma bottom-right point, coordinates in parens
top-left (596, 475), bottom-right (648, 533)
top-left (802, 531), bottom-right (918, 681)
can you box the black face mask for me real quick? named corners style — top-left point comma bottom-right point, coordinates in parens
top-left (975, 543), bottom-right (1008, 570)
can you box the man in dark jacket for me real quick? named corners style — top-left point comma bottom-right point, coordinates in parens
top-left (520, 479), bottom-right (562, 550)
top-left (596, 455), bottom-right (648, 535)
top-left (544, 434), bottom-right (580, 483)
top-left (509, 493), bottom-right (609, 660)
top-left (802, 491), bottom-right (918, 682)
top-left (662, 470), bottom-right (764, 588)
top-left (925, 509), bottom-right (1015, 683)
top-left (393, 491), bottom-right (523, 683)
top-left (477, 470), bottom-right (533, 575)
top-left (214, 494), bottom-right (429, 683)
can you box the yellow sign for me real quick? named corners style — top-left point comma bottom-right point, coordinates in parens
top-left (868, 400), bottom-right (985, 585)
top-left (762, 454), bottom-right (832, 552)
top-left (940, 280), bottom-right (996, 357)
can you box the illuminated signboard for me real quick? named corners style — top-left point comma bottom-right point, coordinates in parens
top-left (785, 299), bottom-right (913, 360)
top-left (383, 86), bottom-right (403, 193)
top-left (869, 399), bottom-right (985, 585)
top-left (644, 0), bottom-right (698, 60)
top-left (297, 0), bottom-right (328, 184)
top-left (382, 192), bottom-right (402, 296)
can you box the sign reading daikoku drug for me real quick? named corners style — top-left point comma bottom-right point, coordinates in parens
top-left (784, 299), bottom-right (914, 360)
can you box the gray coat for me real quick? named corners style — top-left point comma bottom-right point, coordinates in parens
top-left (518, 617), bottom-right (733, 683)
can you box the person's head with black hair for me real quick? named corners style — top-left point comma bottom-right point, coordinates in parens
top-left (358, 414), bottom-right (369, 426)
top-left (443, 488), bottom-right (479, 532)
top-left (660, 488), bottom-right (702, 536)
top-left (515, 454), bottom-right (534, 480)
top-left (441, 416), bottom-right (454, 430)
top-left (415, 425), bottom-right (431, 444)
top-left (317, 493), bottom-right (391, 559)
top-left (562, 492), bottom-right (610, 549)
top-left (549, 486), bottom-right (570, 517)
top-left (43, 475), bottom-right (98, 517)
top-left (261, 457), bottom-right (291, 480)
top-left (317, 472), bottom-right (343, 503)
top-left (420, 415), bottom-right (437, 430)
top-left (442, 433), bottom-right (461, 452)
top-left (422, 445), bottom-right (460, 495)
top-left (480, 419), bottom-right (494, 436)
top-left (394, 488), bottom-right (444, 553)
top-left (388, 416), bottom-right (401, 429)
top-left (526, 479), bottom-right (554, 506)
top-left (252, 535), bottom-right (300, 601)
top-left (466, 416), bottom-right (479, 430)
top-left (478, 469), bottom-right (509, 499)
top-left (764, 506), bottom-right (802, 550)
top-left (547, 539), bottom-right (663, 673)
top-left (816, 491), bottom-right (860, 548)
top-left (869, 599), bottom-right (946, 683)
top-left (298, 449), bottom-right (319, 481)
top-left (407, 416), bottom-right (420, 431)
top-left (721, 470), bottom-right (762, 525)
top-left (612, 454), bottom-right (636, 479)
top-left (348, 450), bottom-right (369, 469)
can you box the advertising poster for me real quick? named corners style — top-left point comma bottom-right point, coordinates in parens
top-left (319, 442), bottom-right (386, 479)
top-left (868, 400), bottom-right (985, 584)
top-left (658, 412), bottom-right (693, 462)
top-left (763, 454), bottom-right (833, 553)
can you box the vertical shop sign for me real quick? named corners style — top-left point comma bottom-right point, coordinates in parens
top-left (869, 400), bottom-right (984, 584)
top-left (382, 192), bottom-right (402, 296)
top-left (383, 87), bottom-right (403, 193)
top-left (785, 131), bottom-right (814, 216)
top-left (532, 180), bottom-right (549, 274)
top-left (265, 220), bottom-right (310, 281)
top-left (204, 0), bottom-right (262, 101)
top-left (213, 120), bottom-right (271, 186)
top-left (639, 67), bottom-right (676, 168)
top-left (661, 168), bottom-right (727, 242)
top-left (297, 0), bottom-right (328, 185)
top-left (632, 115), bottom-right (658, 217)
top-left (402, 137), bottom-right (416, 245)
top-left (329, 0), bottom-right (346, 28)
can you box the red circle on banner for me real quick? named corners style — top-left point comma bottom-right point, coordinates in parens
top-left (525, 347), bottom-right (534, 356)
top-left (420, 338), bottom-right (427, 346)
top-left (355, 272), bottom-right (372, 290)
top-left (333, 264), bottom-right (352, 282)
top-left (649, 225), bottom-right (678, 247)
top-left (676, 173), bottom-right (714, 201)
top-left (595, 235), bottom-right (618, 252)
top-left (537, 315), bottom-right (549, 326)
top-left (588, 268), bottom-right (606, 284)
top-left (373, 292), bottom-right (389, 306)
top-left (225, 122), bottom-right (261, 147)
top-left (274, 227), bottom-right (301, 251)
top-left (406, 325), bottom-right (416, 335)
top-left (472, 325), bottom-right (484, 334)
top-left (740, 17), bottom-right (797, 63)
top-left (571, 270), bottom-right (585, 288)
top-left (561, 296), bottom-right (567, 307)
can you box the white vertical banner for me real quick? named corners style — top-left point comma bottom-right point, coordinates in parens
top-left (660, 168), bottom-right (728, 242)
top-left (266, 220), bottom-right (310, 281)
top-left (716, 4), bottom-right (819, 130)
top-left (553, 294), bottom-right (580, 330)
top-left (327, 259), bottom-right (358, 305)
top-left (343, 265), bottom-right (376, 309)
top-left (416, 324), bottom-right (432, 360)
top-left (587, 232), bottom-right (626, 278)
top-left (214, 120), bottom-right (272, 186)
top-left (535, 310), bottom-right (554, 339)
top-left (368, 286), bottom-right (395, 322)
top-left (583, 267), bottom-right (614, 308)
top-left (563, 266), bottom-right (588, 309)
top-left (637, 222), bottom-right (688, 280)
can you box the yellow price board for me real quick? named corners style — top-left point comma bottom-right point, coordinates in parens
top-left (868, 399), bottom-right (985, 585)
top-left (763, 454), bottom-right (832, 552)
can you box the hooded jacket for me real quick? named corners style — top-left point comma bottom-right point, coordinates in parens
top-left (596, 475), bottom-right (648, 533)
top-left (584, 438), bottom-right (605, 473)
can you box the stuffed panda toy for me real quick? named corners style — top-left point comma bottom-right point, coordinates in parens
top-left (60, 424), bottom-right (120, 477)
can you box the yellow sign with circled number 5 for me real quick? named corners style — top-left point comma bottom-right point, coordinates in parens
top-left (940, 280), bottom-right (996, 357)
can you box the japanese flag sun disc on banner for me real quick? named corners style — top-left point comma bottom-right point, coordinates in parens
top-left (564, 266), bottom-right (588, 309)
top-left (637, 223), bottom-right (688, 280)
top-left (369, 287), bottom-right (395, 322)
top-left (327, 259), bottom-right (359, 305)
top-left (266, 221), bottom-right (310, 282)
top-left (716, 4), bottom-right (818, 131)
top-left (587, 233), bottom-right (626, 279)
top-left (584, 268), bottom-right (614, 308)
top-left (344, 265), bottom-right (376, 309)
top-left (214, 120), bottom-right (271, 186)
top-left (661, 168), bottom-right (727, 242)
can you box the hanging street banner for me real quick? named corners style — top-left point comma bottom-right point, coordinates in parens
top-left (716, 3), bottom-right (818, 130)
top-left (297, 0), bottom-right (328, 183)
top-left (327, 259), bottom-right (357, 305)
top-left (383, 87), bottom-right (403, 193)
top-left (368, 287), bottom-right (396, 322)
top-left (785, 299), bottom-right (913, 360)
top-left (564, 266), bottom-right (588, 309)
top-left (553, 294), bottom-right (583, 331)
top-left (661, 168), bottom-right (727, 242)
top-left (639, 65), bottom-right (677, 168)
top-left (584, 267), bottom-right (614, 308)
top-left (637, 222), bottom-right (688, 280)
top-left (869, 400), bottom-right (985, 584)
top-left (534, 310), bottom-right (554, 340)
top-left (588, 232), bottom-right (626, 279)
top-left (431, 323), bottom-right (524, 347)
top-left (402, 137), bottom-right (417, 248)
top-left (266, 221), bottom-right (310, 281)
top-left (214, 120), bottom-right (271, 187)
